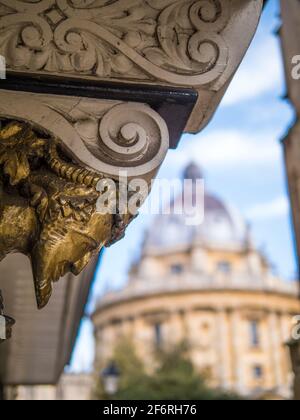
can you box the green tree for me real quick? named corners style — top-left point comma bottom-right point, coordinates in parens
top-left (95, 339), bottom-right (241, 400)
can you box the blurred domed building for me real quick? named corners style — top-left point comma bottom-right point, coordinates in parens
top-left (93, 164), bottom-right (300, 398)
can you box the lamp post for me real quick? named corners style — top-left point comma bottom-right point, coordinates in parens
top-left (0, 291), bottom-right (15, 343)
top-left (101, 362), bottom-right (121, 398)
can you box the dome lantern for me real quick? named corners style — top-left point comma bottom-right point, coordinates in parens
top-left (183, 163), bottom-right (203, 184)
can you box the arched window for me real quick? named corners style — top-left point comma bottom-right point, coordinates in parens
top-left (170, 264), bottom-right (184, 275)
top-left (217, 261), bottom-right (231, 274)
top-left (249, 319), bottom-right (260, 348)
top-left (154, 323), bottom-right (163, 348)
top-left (253, 365), bottom-right (263, 380)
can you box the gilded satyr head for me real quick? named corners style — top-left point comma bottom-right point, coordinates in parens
top-left (0, 120), bottom-right (128, 309)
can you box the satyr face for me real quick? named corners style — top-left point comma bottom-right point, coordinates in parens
top-left (29, 176), bottom-right (114, 308)
top-left (0, 120), bottom-right (125, 309)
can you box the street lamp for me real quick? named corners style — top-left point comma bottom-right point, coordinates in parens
top-left (0, 291), bottom-right (15, 343)
top-left (101, 362), bottom-right (121, 397)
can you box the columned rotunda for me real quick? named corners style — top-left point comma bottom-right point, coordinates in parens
top-left (93, 164), bottom-right (300, 398)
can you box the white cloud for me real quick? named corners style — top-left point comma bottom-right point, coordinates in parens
top-left (245, 196), bottom-right (289, 221)
top-left (222, 36), bottom-right (283, 106)
top-left (168, 129), bottom-right (282, 170)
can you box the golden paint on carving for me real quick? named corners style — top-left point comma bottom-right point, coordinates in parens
top-left (0, 120), bottom-right (131, 309)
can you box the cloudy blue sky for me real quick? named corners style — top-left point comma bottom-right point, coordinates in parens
top-left (69, 0), bottom-right (297, 372)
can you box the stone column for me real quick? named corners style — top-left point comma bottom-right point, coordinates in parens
top-left (216, 308), bottom-right (231, 389)
top-left (229, 310), bottom-right (244, 394)
top-left (268, 312), bottom-right (284, 389)
top-left (279, 313), bottom-right (292, 388)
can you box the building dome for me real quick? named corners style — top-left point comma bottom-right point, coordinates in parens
top-left (93, 164), bottom-right (299, 400)
top-left (145, 164), bottom-right (248, 253)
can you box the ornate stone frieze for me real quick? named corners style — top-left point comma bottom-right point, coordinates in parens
top-left (0, 1), bottom-right (264, 132)
top-left (0, 0), bottom-right (229, 86)
top-left (0, 92), bottom-right (169, 309)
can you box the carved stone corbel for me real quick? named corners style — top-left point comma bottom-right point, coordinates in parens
top-left (0, 93), bottom-right (169, 308)
top-left (0, 0), bottom-right (264, 312)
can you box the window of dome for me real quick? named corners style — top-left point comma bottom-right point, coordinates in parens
top-left (154, 323), bottom-right (163, 349)
top-left (217, 261), bottom-right (231, 274)
top-left (249, 320), bottom-right (260, 348)
top-left (170, 264), bottom-right (184, 275)
top-left (253, 365), bottom-right (264, 380)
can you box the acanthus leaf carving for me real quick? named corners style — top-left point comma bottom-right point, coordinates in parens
top-left (0, 0), bottom-right (230, 86)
